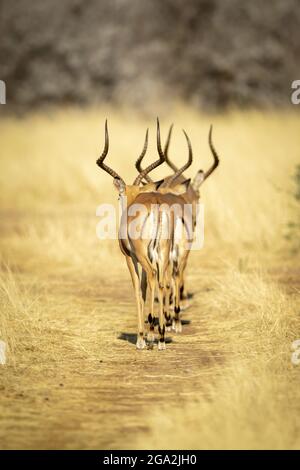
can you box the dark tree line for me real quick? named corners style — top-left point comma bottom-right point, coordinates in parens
top-left (1, 0), bottom-right (299, 110)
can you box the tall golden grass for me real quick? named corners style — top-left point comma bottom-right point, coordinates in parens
top-left (132, 269), bottom-right (300, 449)
top-left (0, 105), bottom-right (299, 449)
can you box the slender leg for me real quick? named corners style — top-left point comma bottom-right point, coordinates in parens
top-left (157, 254), bottom-right (169, 350)
top-left (139, 257), bottom-right (156, 343)
top-left (173, 247), bottom-right (190, 331)
top-left (171, 254), bottom-right (182, 333)
top-left (147, 268), bottom-right (156, 343)
top-left (125, 256), bottom-right (146, 349)
top-left (140, 268), bottom-right (147, 325)
top-left (164, 264), bottom-right (173, 332)
top-left (180, 279), bottom-right (187, 301)
top-left (173, 272), bottom-right (182, 333)
top-left (157, 280), bottom-right (166, 350)
top-left (179, 268), bottom-right (189, 310)
top-left (179, 258), bottom-right (191, 308)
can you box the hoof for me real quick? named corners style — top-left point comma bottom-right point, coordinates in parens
top-left (180, 301), bottom-right (191, 311)
top-left (158, 341), bottom-right (166, 351)
top-left (173, 320), bottom-right (182, 333)
top-left (147, 331), bottom-right (155, 342)
top-left (136, 337), bottom-right (146, 350)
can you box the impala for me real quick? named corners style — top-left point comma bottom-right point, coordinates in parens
top-left (136, 125), bottom-right (195, 332)
top-left (96, 119), bottom-right (192, 349)
top-left (136, 123), bottom-right (220, 328)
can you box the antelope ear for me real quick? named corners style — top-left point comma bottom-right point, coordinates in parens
top-left (181, 178), bottom-right (191, 189)
top-left (170, 179), bottom-right (191, 195)
top-left (177, 178), bottom-right (191, 193)
top-left (113, 177), bottom-right (126, 194)
top-left (192, 170), bottom-right (204, 190)
top-left (154, 179), bottom-right (165, 190)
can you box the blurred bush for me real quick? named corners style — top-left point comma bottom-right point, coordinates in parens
top-left (1, 0), bottom-right (300, 110)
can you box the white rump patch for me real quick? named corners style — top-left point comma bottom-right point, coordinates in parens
top-left (174, 217), bottom-right (184, 244)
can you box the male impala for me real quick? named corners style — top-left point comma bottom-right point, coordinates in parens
top-left (135, 126), bottom-right (195, 332)
top-left (164, 124), bottom-right (220, 302)
top-left (96, 119), bottom-right (192, 349)
top-left (136, 124), bottom-right (220, 328)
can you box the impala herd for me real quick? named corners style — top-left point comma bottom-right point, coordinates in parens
top-left (97, 119), bottom-right (219, 350)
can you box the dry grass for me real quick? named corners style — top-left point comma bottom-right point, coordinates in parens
top-left (132, 269), bottom-right (300, 449)
top-left (0, 105), bottom-right (300, 449)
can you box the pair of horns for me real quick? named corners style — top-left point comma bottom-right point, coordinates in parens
top-left (138, 124), bottom-right (219, 185)
top-left (135, 123), bottom-right (193, 186)
top-left (133, 119), bottom-right (165, 185)
top-left (96, 118), bottom-right (166, 186)
top-left (96, 120), bottom-right (219, 186)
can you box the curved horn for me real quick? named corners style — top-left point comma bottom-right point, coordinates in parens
top-left (203, 125), bottom-right (220, 181)
top-left (162, 129), bottom-right (193, 187)
top-left (164, 124), bottom-right (178, 173)
top-left (135, 122), bottom-right (177, 184)
top-left (96, 120), bottom-right (125, 185)
top-left (135, 129), bottom-right (152, 183)
top-left (134, 118), bottom-right (165, 186)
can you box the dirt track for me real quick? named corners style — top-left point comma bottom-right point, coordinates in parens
top-left (0, 224), bottom-right (226, 449)
top-left (1, 110), bottom-right (299, 449)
